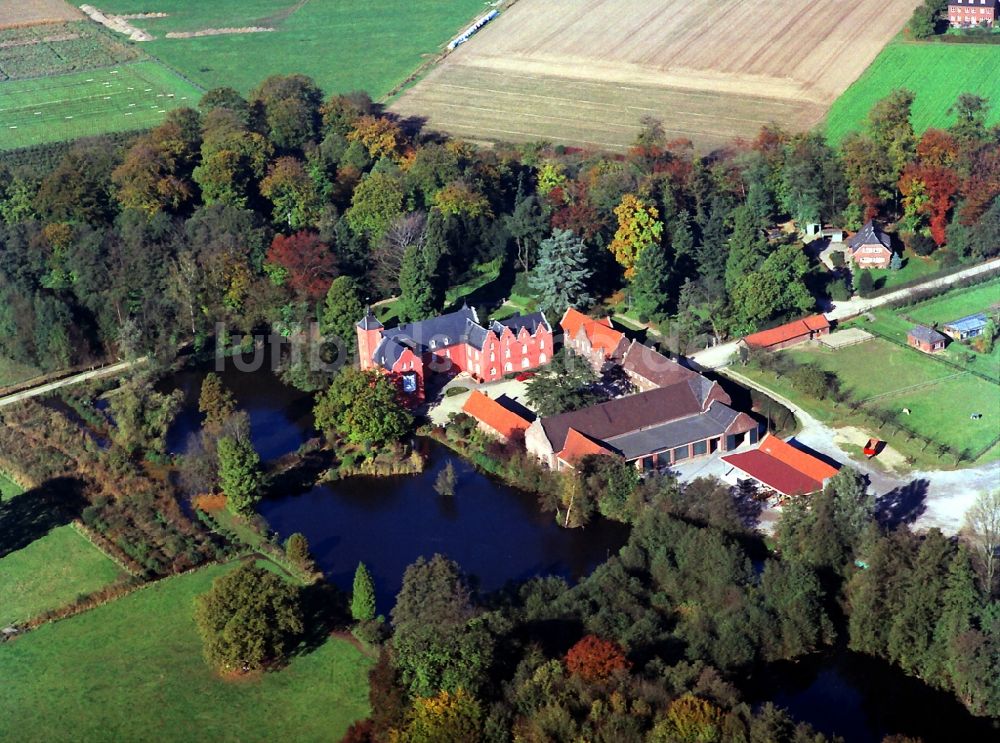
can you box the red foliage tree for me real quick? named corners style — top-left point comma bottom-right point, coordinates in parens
top-left (266, 231), bottom-right (336, 300)
top-left (564, 634), bottom-right (631, 683)
top-left (900, 164), bottom-right (960, 247)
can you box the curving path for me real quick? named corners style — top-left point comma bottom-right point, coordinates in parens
top-left (0, 358), bottom-right (145, 411)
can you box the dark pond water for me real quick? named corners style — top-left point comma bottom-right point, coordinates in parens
top-left (164, 362), bottom-right (629, 610)
top-left (162, 362), bottom-right (997, 743)
top-left (747, 649), bottom-right (998, 743)
top-left (165, 362), bottom-right (315, 460)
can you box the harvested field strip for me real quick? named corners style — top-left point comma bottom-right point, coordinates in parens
top-left (0, 0), bottom-right (82, 29)
top-left (0, 62), bottom-right (203, 149)
top-left (393, 64), bottom-right (822, 151)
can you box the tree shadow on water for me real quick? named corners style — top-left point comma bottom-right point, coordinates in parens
top-left (0, 476), bottom-right (88, 558)
top-left (875, 478), bottom-right (929, 530)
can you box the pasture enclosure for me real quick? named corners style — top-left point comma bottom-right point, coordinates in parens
top-left (0, 561), bottom-right (373, 740)
top-left (826, 40), bottom-right (1000, 143)
top-left (392, 0), bottom-right (923, 152)
top-left (0, 62), bottom-right (202, 149)
top-left (0, 0), bottom-right (82, 29)
top-left (94, 0), bottom-right (490, 95)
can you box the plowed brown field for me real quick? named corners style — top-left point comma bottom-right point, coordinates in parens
top-left (392, 0), bottom-right (922, 152)
top-left (0, 0), bottom-right (82, 29)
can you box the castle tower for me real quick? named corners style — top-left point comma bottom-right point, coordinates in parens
top-left (356, 309), bottom-right (383, 370)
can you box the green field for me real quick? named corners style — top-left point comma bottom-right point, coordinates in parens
top-left (0, 471), bottom-right (23, 500)
top-left (0, 62), bottom-right (203, 149)
top-left (826, 39), bottom-right (1000, 143)
top-left (0, 525), bottom-right (126, 627)
top-left (0, 562), bottom-right (372, 741)
top-left (907, 279), bottom-right (1000, 326)
top-left (97, 0), bottom-right (489, 95)
top-left (784, 338), bottom-right (999, 459)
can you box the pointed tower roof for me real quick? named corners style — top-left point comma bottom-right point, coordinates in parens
top-left (357, 308), bottom-right (383, 331)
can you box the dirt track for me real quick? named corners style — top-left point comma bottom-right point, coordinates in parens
top-left (392, 0), bottom-right (922, 151)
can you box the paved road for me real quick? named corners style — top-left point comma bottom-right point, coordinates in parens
top-left (824, 256), bottom-right (1000, 321)
top-left (723, 369), bottom-right (1000, 536)
top-left (689, 257), bottom-right (1000, 369)
top-left (0, 358), bottom-right (145, 410)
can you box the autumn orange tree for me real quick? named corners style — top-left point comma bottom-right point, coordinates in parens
top-left (609, 194), bottom-right (663, 278)
top-left (565, 634), bottom-right (630, 683)
top-left (649, 694), bottom-right (724, 743)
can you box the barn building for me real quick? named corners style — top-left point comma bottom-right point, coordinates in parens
top-left (357, 306), bottom-right (553, 401)
top-left (721, 434), bottom-right (839, 497)
top-left (744, 315), bottom-right (831, 352)
top-left (525, 376), bottom-right (759, 472)
top-left (907, 325), bottom-right (948, 354)
top-left (848, 220), bottom-right (893, 269)
top-left (948, 0), bottom-right (998, 27)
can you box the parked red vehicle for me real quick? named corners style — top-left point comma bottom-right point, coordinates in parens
top-left (515, 371), bottom-right (536, 382)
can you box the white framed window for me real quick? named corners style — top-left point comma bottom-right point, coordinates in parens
top-left (505, 348), bottom-right (511, 358)
top-left (505, 362), bottom-right (512, 372)
top-left (490, 367), bottom-right (496, 376)
top-left (490, 351), bottom-right (496, 362)
top-left (540, 339), bottom-right (545, 349)
top-left (521, 343), bottom-right (528, 354)
top-left (521, 357), bottom-right (530, 368)
top-left (539, 353), bottom-right (547, 364)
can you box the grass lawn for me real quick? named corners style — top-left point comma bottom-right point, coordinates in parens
top-left (0, 525), bottom-right (125, 626)
top-left (906, 279), bottom-right (1000, 325)
top-left (0, 355), bottom-right (41, 388)
top-left (0, 470), bottom-right (23, 500)
top-left (0, 561), bottom-right (372, 741)
top-left (857, 251), bottom-right (944, 293)
top-left (0, 62), bottom-right (204, 150)
top-left (97, 0), bottom-right (488, 96)
top-left (826, 39), bottom-right (1000, 144)
top-left (786, 340), bottom-right (959, 400)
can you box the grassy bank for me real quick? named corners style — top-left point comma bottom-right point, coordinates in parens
top-left (0, 561), bottom-right (372, 741)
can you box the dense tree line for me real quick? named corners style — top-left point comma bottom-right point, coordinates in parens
top-left (1, 77), bottom-right (997, 376)
top-left (335, 463), bottom-right (997, 741)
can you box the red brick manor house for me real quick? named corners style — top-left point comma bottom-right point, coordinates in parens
top-left (357, 305), bottom-right (553, 400)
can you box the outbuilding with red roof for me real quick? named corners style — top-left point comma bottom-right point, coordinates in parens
top-left (721, 434), bottom-right (839, 497)
top-left (462, 390), bottom-right (533, 442)
top-left (744, 315), bottom-right (831, 352)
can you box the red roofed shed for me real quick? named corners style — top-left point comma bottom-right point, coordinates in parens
top-left (462, 390), bottom-right (532, 441)
top-left (744, 315), bottom-right (831, 351)
top-left (722, 434), bottom-right (839, 497)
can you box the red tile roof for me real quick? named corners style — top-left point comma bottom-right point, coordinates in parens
top-left (557, 427), bottom-right (614, 464)
top-left (560, 308), bottom-right (625, 355)
top-left (744, 315), bottom-right (830, 349)
top-left (462, 390), bottom-right (532, 439)
top-left (722, 434), bottom-right (839, 496)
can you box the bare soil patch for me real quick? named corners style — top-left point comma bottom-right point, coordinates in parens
top-left (0, 0), bottom-right (82, 29)
top-left (165, 27), bottom-right (274, 39)
top-left (393, 0), bottom-right (922, 151)
top-left (79, 5), bottom-right (153, 41)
